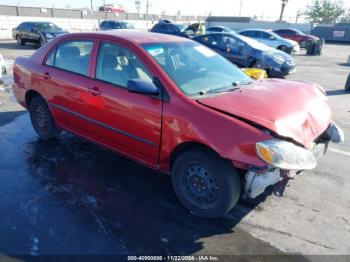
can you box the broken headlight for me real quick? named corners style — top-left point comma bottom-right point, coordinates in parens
top-left (256, 139), bottom-right (317, 170)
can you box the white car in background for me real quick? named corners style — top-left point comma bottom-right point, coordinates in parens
top-left (239, 29), bottom-right (300, 55)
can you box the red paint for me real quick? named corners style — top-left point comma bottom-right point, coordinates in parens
top-left (13, 31), bottom-right (333, 174)
top-left (274, 30), bottom-right (319, 45)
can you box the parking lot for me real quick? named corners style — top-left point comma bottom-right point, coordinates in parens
top-left (0, 40), bottom-right (349, 257)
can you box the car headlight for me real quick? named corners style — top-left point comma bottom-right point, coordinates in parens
top-left (256, 139), bottom-right (317, 170)
top-left (272, 54), bottom-right (285, 64)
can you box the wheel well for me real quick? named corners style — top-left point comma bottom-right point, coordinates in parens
top-left (169, 142), bottom-right (220, 170)
top-left (25, 90), bottom-right (42, 107)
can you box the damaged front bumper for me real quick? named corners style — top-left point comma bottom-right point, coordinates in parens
top-left (244, 122), bottom-right (344, 199)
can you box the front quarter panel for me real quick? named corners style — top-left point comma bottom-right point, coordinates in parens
top-left (159, 95), bottom-right (272, 172)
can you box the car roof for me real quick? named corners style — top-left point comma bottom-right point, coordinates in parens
top-left (274, 28), bottom-right (296, 31)
top-left (208, 26), bottom-right (227, 29)
top-left (239, 28), bottom-right (271, 32)
top-left (62, 31), bottom-right (189, 44)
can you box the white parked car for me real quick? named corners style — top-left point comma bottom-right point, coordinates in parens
top-left (239, 29), bottom-right (300, 55)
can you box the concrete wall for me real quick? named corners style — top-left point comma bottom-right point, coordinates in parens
top-left (0, 4), bottom-right (313, 40)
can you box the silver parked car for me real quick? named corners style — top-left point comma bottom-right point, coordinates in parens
top-left (238, 29), bottom-right (300, 55)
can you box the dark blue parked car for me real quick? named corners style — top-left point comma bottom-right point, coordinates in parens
top-left (99, 20), bottom-right (135, 30)
top-left (150, 20), bottom-right (191, 38)
top-left (194, 32), bottom-right (296, 77)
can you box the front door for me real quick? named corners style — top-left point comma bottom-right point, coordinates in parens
top-left (85, 41), bottom-right (162, 167)
top-left (219, 35), bottom-right (247, 67)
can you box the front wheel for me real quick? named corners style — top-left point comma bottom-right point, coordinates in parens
top-left (40, 37), bottom-right (46, 47)
top-left (299, 40), bottom-right (306, 48)
top-left (16, 35), bottom-right (25, 46)
top-left (277, 45), bottom-right (289, 53)
top-left (29, 96), bottom-right (60, 140)
top-left (171, 150), bottom-right (241, 218)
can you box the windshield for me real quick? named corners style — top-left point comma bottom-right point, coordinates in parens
top-left (268, 31), bottom-right (284, 40)
top-left (35, 22), bottom-right (60, 30)
top-left (175, 24), bottom-right (187, 32)
top-left (293, 29), bottom-right (306, 35)
top-left (234, 33), bottom-right (275, 51)
top-left (122, 22), bottom-right (134, 29)
top-left (143, 41), bottom-right (253, 97)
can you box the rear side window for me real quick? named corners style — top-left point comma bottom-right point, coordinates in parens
top-left (242, 31), bottom-right (259, 38)
top-left (45, 40), bottom-right (93, 76)
top-left (96, 42), bottom-right (152, 88)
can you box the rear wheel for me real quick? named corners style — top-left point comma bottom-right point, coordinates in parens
top-left (16, 35), bottom-right (25, 46)
top-left (29, 96), bottom-right (60, 140)
top-left (171, 149), bottom-right (241, 218)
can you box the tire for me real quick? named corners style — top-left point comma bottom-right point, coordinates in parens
top-left (29, 96), bottom-right (60, 140)
top-left (16, 35), bottom-right (25, 46)
top-left (277, 45), bottom-right (288, 53)
top-left (345, 74), bottom-right (350, 92)
top-left (40, 37), bottom-right (46, 47)
top-left (171, 149), bottom-right (241, 218)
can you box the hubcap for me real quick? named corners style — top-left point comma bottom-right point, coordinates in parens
top-left (34, 105), bottom-right (49, 132)
top-left (183, 165), bottom-right (219, 207)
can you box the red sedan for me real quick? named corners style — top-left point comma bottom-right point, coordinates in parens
top-left (13, 31), bottom-right (343, 218)
top-left (274, 28), bottom-right (319, 48)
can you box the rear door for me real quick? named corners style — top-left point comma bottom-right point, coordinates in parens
top-left (85, 40), bottom-right (162, 167)
top-left (40, 39), bottom-right (95, 134)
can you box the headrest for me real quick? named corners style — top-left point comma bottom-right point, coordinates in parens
top-left (59, 46), bottom-right (80, 59)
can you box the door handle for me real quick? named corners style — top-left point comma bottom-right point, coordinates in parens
top-left (88, 86), bottom-right (102, 96)
top-left (43, 71), bottom-right (51, 80)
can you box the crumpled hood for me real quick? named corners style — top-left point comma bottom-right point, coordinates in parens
top-left (197, 79), bottom-right (332, 148)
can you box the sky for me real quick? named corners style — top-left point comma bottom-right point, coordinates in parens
top-left (1, 0), bottom-right (350, 20)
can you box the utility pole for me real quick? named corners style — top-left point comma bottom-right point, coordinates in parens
top-left (135, 0), bottom-right (141, 14)
top-left (239, 0), bottom-right (243, 16)
top-left (279, 0), bottom-right (288, 22)
top-left (295, 9), bottom-right (302, 24)
top-left (90, 0), bottom-right (93, 10)
top-left (146, 0), bottom-right (149, 15)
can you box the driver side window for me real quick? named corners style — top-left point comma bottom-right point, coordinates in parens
top-left (96, 42), bottom-right (152, 88)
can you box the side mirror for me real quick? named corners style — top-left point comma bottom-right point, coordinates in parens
top-left (127, 79), bottom-right (159, 96)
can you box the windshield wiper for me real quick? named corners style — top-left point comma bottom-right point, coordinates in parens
top-left (198, 82), bottom-right (240, 95)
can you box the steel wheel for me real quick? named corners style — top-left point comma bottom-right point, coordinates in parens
top-left (33, 103), bottom-right (49, 133)
top-left (29, 96), bottom-right (60, 140)
top-left (171, 149), bottom-right (241, 218)
top-left (183, 165), bottom-right (219, 209)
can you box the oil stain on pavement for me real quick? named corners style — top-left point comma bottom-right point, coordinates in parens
top-left (0, 113), bottom-right (281, 255)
